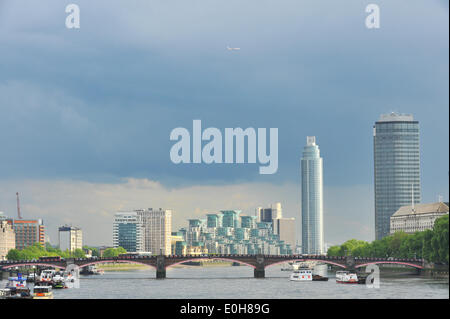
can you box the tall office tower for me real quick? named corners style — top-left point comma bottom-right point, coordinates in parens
top-left (374, 112), bottom-right (421, 240)
top-left (113, 212), bottom-right (144, 252)
top-left (301, 136), bottom-right (324, 255)
top-left (139, 208), bottom-right (172, 256)
top-left (58, 226), bottom-right (83, 252)
top-left (13, 219), bottom-right (45, 250)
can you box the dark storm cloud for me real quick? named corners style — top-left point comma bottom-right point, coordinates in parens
top-left (0, 0), bottom-right (448, 203)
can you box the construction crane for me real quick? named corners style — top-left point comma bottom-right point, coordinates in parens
top-left (16, 192), bottom-right (22, 219)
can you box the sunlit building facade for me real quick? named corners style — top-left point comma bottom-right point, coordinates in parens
top-left (301, 136), bottom-right (324, 255)
top-left (374, 113), bottom-right (421, 240)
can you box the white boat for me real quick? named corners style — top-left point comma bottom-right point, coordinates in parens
top-left (336, 271), bottom-right (358, 284)
top-left (39, 269), bottom-right (56, 283)
top-left (290, 268), bottom-right (313, 281)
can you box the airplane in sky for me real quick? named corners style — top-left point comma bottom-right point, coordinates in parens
top-left (227, 46), bottom-right (240, 51)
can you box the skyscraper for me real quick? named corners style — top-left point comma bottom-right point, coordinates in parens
top-left (113, 208), bottom-right (172, 255)
top-left (113, 211), bottom-right (144, 252)
top-left (373, 112), bottom-right (421, 240)
top-left (301, 136), bottom-right (324, 255)
top-left (58, 226), bottom-right (83, 252)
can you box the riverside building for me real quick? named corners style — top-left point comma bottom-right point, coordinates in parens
top-left (113, 208), bottom-right (172, 255)
top-left (390, 202), bottom-right (449, 234)
top-left (374, 112), bottom-right (421, 239)
top-left (12, 219), bottom-right (45, 250)
top-left (0, 220), bottom-right (15, 260)
top-left (58, 226), bottom-right (83, 252)
top-left (178, 208), bottom-right (293, 255)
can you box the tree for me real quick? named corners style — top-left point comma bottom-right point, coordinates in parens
top-left (431, 215), bottom-right (449, 264)
top-left (102, 247), bottom-right (127, 258)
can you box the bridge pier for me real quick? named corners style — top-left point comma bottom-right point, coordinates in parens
top-left (254, 267), bottom-right (265, 278)
top-left (254, 255), bottom-right (265, 278)
top-left (156, 255), bottom-right (166, 279)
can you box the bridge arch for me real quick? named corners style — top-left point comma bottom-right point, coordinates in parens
top-left (1, 263), bottom-right (66, 270)
top-left (166, 257), bottom-right (256, 269)
top-left (78, 259), bottom-right (157, 269)
top-left (355, 261), bottom-right (423, 269)
top-left (264, 259), bottom-right (347, 269)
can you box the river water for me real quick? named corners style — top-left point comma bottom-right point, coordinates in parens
top-left (2, 265), bottom-right (448, 299)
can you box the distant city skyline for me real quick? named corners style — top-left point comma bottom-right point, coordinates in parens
top-left (0, 0), bottom-right (448, 246)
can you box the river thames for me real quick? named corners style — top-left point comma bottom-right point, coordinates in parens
top-left (7, 265), bottom-right (446, 299)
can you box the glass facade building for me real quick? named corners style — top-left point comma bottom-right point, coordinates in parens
top-left (113, 212), bottom-right (143, 252)
top-left (301, 136), bottom-right (324, 255)
top-left (373, 113), bottom-right (420, 240)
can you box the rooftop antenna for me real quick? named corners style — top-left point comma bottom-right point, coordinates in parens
top-left (16, 192), bottom-right (22, 219)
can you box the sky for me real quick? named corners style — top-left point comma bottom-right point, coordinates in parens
top-left (0, 0), bottom-right (448, 247)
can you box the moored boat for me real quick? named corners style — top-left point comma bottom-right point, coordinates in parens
top-left (33, 285), bottom-right (54, 299)
top-left (335, 271), bottom-right (358, 284)
top-left (290, 268), bottom-right (313, 281)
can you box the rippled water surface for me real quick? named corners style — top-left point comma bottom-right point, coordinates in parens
top-left (2, 265), bottom-right (448, 299)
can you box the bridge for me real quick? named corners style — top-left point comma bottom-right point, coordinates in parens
top-left (0, 254), bottom-right (424, 278)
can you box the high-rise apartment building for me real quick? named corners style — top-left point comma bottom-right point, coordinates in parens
top-left (301, 136), bottom-right (324, 255)
top-left (374, 112), bottom-right (421, 240)
top-left (13, 219), bottom-right (45, 250)
top-left (140, 208), bottom-right (172, 255)
top-left (58, 226), bottom-right (83, 252)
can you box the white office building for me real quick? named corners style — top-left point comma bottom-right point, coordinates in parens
top-left (58, 226), bottom-right (83, 252)
top-left (301, 136), bottom-right (324, 255)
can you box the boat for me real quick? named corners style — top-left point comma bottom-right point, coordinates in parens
top-left (0, 288), bottom-right (12, 298)
top-left (290, 268), bottom-right (313, 281)
top-left (312, 274), bottom-right (329, 281)
top-left (32, 285), bottom-right (54, 299)
top-left (2, 276), bottom-right (32, 299)
top-left (52, 271), bottom-right (67, 289)
top-left (39, 269), bottom-right (56, 283)
top-left (80, 265), bottom-right (104, 275)
top-left (26, 273), bottom-right (37, 282)
top-left (335, 271), bottom-right (358, 284)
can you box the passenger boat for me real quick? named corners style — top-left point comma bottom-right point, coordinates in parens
top-left (335, 271), bottom-right (358, 284)
top-left (39, 269), bottom-right (56, 283)
top-left (33, 285), bottom-right (54, 299)
top-left (290, 268), bottom-right (313, 281)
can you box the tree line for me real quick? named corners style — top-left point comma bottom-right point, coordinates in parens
top-left (327, 214), bottom-right (449, 264)
top-left (6, 243), bottom-right (127, 260)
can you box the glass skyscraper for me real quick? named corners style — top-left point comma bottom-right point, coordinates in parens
top-left (373, 113), bottom-right (421, 240)
top-left (301, 136), bottom-right (324, 255)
